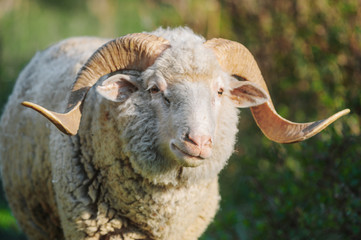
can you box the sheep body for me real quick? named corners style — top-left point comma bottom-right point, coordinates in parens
top-left (0, 28), bottom-right (240, 239)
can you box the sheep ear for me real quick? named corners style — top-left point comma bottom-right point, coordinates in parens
top-left (229, 80), bottom-right (269, 108)
top-left (96, 74), bottom-right (138, 102)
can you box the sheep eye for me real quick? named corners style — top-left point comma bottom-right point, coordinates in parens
top-left (149, 85), bottom-right (160, 94)
top-left (218, 88), bottom-right (224, 96)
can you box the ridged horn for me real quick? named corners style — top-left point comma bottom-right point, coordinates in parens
top-left (204, 38), bottom-right (350, 143)
top-left (22, 33), bottom-right (170, 135)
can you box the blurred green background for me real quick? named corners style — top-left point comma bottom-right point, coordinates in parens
top-left (0, 0), bottom-right (360, 239)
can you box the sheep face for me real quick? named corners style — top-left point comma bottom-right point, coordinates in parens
top-left (95, 45), bottom-right (269, 184)
top-left (147, 75), bottom-right (223, 168)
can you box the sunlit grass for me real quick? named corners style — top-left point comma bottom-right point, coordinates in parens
top-left (0, 208), bottom-right (18, 231)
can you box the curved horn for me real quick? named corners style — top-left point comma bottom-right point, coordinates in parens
top-left (22, 33), bottom-right (170, 135)
top-left (22, 101), bottom-right (82, 135)
top-left (204, 38), bottom-right (350, 143)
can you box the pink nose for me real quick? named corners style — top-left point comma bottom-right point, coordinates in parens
top-left (186, 133), bottom-right (212, 148)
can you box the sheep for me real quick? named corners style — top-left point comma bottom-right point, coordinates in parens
top-left (0, 27), bottom-right (349, 240)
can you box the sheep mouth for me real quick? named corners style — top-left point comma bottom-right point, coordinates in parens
top-left (171, 143), bottom-right (205, 167)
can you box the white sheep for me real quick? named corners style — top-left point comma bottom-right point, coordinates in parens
top-left (0, 27), bottom-right (349, 240)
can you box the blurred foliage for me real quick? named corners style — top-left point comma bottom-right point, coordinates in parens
top-left (0, 0), bottom-right (360, 239)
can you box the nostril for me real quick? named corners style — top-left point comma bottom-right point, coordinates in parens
top-left (204, 137), bottom-right (213, 147)
top-left (201, 136), bottom-right (213, 148)
top-left (185, 133), bottom-right (212, 148)
top-left (185, 132), bottom-right (198, 145)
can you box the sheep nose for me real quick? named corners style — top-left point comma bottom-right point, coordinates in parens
top-left (186, 133), bottom-right (213, 148)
